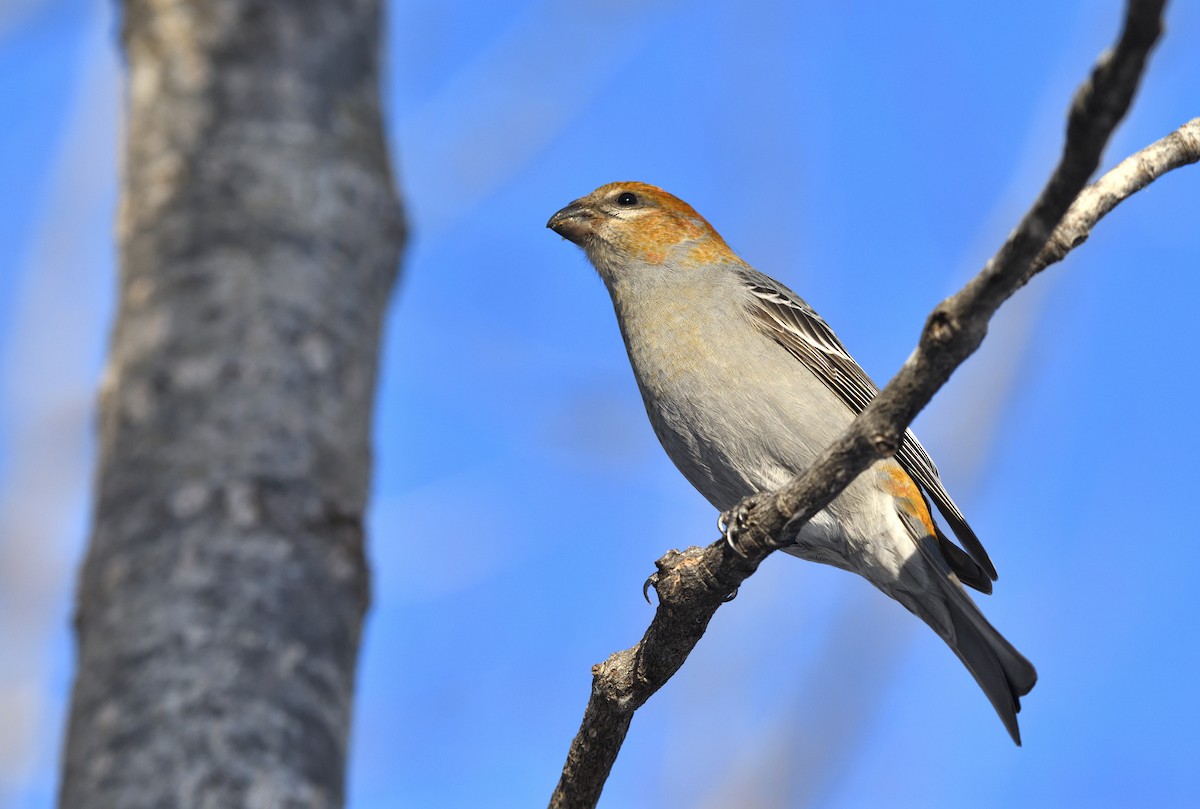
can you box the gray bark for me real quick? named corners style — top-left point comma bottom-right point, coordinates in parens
top-left (60, 1), bottom-right (404, 807)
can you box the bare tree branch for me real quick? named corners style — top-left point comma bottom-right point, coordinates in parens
top-left (1019, 116), bottom-right (1200, 289)
top-left (550, 2), bottom-right (1176, 807)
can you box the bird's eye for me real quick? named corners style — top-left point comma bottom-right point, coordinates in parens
top-left (616, 192), bottom-right (639, 207)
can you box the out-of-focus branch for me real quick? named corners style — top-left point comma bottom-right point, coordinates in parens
top-left (549, 2), bottom-right (1174, 807)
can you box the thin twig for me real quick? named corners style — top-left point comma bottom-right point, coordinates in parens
top-left (549, 2), bottom-right (1173, 807)
top-left (1018, 116), bottom-right (1200, 289)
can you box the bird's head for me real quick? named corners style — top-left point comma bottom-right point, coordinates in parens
top-left (547, 182), bottom-right (739, 281)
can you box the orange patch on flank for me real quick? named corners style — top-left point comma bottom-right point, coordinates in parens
top-left (879, 462), bottom-right (938, 536)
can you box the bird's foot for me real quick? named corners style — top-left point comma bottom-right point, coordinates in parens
top-left (718, 508), bottom-right (750, 558)
top-left (642, 571), bottom-right (658, 604)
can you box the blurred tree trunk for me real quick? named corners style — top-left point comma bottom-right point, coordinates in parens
top-left (59, 1), bottom-right (404, 806)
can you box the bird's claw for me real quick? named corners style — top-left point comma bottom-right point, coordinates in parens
top-left (719, 509), bottom-right (749, 558)
top-left (643, 572), bottom-right (658, 604)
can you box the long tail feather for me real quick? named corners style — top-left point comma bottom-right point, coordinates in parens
top-left (897, 513), bottom-right (1037, 744)
top-left (941, 583), bottom-right (1038, 744)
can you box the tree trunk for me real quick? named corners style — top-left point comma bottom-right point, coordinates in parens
top-left (60, 1), bottom-right (404, 806)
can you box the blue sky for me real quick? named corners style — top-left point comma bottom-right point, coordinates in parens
top-left (2, 1), bottom-right (1199, 807)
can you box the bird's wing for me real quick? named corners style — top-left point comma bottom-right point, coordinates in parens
top-left (736, 266), bottom-right (998, 585)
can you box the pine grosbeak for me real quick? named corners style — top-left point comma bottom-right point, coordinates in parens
top-left (547, 181), bottom-right (1036, 744)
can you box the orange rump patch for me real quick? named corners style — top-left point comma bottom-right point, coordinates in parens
top-left (878, 462), bottom-right (938, 537)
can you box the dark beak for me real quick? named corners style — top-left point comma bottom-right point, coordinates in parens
top-left (546, 202), bottom-right (595, 245)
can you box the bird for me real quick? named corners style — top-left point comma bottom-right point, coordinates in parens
top-left (547, 181), bottom-right (1036, 744)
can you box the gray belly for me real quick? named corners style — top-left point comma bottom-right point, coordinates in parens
top-left (636, 340), bottom-right (854, 513)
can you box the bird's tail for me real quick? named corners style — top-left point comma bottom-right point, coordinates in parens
top-left (937, 578), bottom-right (1038, 745)
top-left (894, 512), bottom-right (1037, 745)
